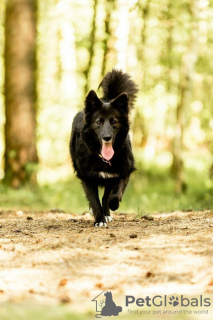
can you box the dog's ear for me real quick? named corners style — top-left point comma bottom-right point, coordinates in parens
top-left (111, 92), bottom-right (129, 113)
top-left (84, 90), bottom-right (101, 114)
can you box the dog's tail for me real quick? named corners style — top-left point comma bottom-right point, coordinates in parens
top-left (98, 69), bottom-right (138, 108)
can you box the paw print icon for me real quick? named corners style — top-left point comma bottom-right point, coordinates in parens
top-left (169, 296), bottom-right (179, 307)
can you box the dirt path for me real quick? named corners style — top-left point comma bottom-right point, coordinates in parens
top-left (0, 209), bottom-right (212, 315)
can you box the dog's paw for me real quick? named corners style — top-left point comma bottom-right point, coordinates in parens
top-left (109, 196), bottom-right (119, 211)
top-left (105, 215), bottom-right (113, 222)
top-left (94, 221), bottom-right (107, 227)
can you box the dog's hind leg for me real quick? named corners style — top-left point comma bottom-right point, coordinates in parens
top-left (108, 176), bottom-right (129, 211)
top-left (82, 181), bottom-right (107, 227)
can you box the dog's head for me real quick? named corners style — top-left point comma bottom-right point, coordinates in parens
top-left (83, 90), bottom-right (130, 160)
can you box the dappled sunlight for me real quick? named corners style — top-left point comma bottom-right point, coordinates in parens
top-left (1, 1), bottom-right (213, 319)
top-left (37, 164), bottom-right (72, 184)
top-left (0, 268), bottom-right (54, 295)
top-left (0, 0), bottom-right (213, 195)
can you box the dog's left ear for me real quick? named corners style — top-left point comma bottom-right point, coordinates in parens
top-left (84, 90), bottom-right (101, 114)
top-left (111, 92), bottom-right (129, 113)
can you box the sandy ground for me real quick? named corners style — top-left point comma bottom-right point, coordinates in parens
top-left (0, 209), bottom-right (213, 316)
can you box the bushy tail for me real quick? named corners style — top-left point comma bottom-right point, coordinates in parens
top-left (99, 69), bottom-right (138, 108)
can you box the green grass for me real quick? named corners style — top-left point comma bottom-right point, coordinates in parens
top-left (0, 165), bottom-right (213, 215)
top-left (0, 303), bottom-right (92, 320)
top-left (0, 302), bottom-right (208, 320)
top-left (122, 167), bottom-right (213, 215)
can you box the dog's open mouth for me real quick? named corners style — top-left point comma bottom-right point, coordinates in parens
top-left (101, 142), bottom-right (114, 161)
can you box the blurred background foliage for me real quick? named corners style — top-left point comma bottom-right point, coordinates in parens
top-left (0, 0), bottom-right (213, 213)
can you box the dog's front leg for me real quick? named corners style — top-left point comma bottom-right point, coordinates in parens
top-left (108, 176), bottom-right (130, 211)
top-left (102, 183), bottom-right (113, 222)
top-left (82, 181), bottom-right (106, 227)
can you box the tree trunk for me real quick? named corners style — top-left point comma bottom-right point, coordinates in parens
top-left (172, 0), bottom-right (199, 193)
top-left (165, 0), bottom-right (173, 92)
top-left (138, 0), bottom-right (150, 91)
top-left (101, 0), bottom-right (114, 77)
top-left (4, 0), bottom-right (38, 188)
top-left (84, 0), bottom-right (98, 95)
top-left (133, 0), bottom-right (150, 148)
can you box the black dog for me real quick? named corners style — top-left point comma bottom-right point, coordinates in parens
top-left (69, 69), bottom-right (138, 226)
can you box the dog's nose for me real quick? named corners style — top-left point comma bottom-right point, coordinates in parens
top-left (103, 135), bottom-right (112, 142)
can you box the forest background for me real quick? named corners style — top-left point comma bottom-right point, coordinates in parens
top-left (0, 0), bottom-right (213, 215)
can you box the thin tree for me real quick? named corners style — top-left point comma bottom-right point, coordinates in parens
top-left (137, 0), bottom-right (150, 91)
top-left (132, 0), bottom-right (150, 148)
top-left (172, 0), bottom-right (199, 193)
top-left (84, 0), bottom-right (98, 95)
top-left (100, 0), bottom-right (114, 77)
top-left (165, 0), bottom-right (173, 92)
top-left (4, 0), bottom-right (38, 187)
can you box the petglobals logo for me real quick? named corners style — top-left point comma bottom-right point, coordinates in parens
top-left (126, 295), bottom-right (211, 308)
top-left (91, 292), bottom-right (211, 318)
top-left (92, 291), bottom-right (122, 318)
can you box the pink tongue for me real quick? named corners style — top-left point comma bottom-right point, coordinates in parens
top-left (101, 142), bottom-right (114, 161)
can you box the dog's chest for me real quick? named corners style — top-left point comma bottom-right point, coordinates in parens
top-left (89, 158), bottom-right (121, 179)
top-left (98, 171), bottom-right (119, 179)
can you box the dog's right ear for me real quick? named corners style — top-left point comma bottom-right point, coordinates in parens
top-left (84, 90), bottom-right (101, 114)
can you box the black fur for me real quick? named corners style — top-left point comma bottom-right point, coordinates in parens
top-left (69, 69), bottom-right (138, 226)
top-left (99, 69), bottom-right (138, 108)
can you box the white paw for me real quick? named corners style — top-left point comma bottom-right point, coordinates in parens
top-left (89, 208), bottom-right (93, 216)
top-left (94, 222), bottom-right (107, 227)
top-left (105, 216), bottom-right (113, 222)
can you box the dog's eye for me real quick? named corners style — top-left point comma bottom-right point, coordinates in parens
top-left (111, 119), bottom-right (117, 125)
top-left (96, 119), bottom-right (102, 125)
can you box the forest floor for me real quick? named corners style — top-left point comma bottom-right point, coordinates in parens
top-left (0, 209), bottom-right (213, 319)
